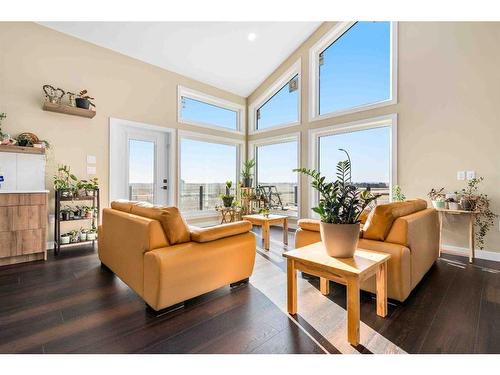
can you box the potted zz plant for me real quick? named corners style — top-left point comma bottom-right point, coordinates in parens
top-left (241, 159), bottom-right (256, 188)
top-left (294, 149), bottom-right (380, 258)
top-left (427, 188), bottom-right (446, 209)
top-left (221, 180), bottom-right (235, 208)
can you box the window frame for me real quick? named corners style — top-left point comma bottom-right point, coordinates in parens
top-left (177, 86), bottom-right (246, 135)
top-left (248, 59), bottom-right (301, 135)
top-left (308, 21), bottom-right (398, 122)
top-left (308, 114), bottom-right (397, 217)
top-left (177, 130), bottom-right (244, 218)
top-left (248, 132), bottom-right (301, 218)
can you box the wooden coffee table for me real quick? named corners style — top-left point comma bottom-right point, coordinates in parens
top-left (242, 214), bottom-right (288, 250)
top-left (283, 242), bottom-right (391, 346)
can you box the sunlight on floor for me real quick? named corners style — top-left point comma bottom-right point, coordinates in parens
top-left (250, 253), bottom-right (408, 354)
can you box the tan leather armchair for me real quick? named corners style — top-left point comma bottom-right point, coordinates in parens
top-left (295, 200), bottom-right (439, 302)
top-left (98, 201), bottom-right (256, 312)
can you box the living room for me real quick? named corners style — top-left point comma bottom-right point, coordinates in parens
top-left (1, 0), bottom-right (499, 372)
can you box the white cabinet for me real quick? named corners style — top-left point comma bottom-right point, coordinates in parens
top-left (0, 151), bottom-right (46, 191)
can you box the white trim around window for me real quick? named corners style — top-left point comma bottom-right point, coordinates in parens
top-left (177, 85), bottom-right (246, 135)
top-left (177, 130), bottom-right (245, 219)
top-left (307, 114), bottom-right (398, 216)
top-left (248, 59), bottom-right (301, 135)
top-left (248, 132), bottom-right (301, 217)
top-left (308, 22), bottom-right (398, 122)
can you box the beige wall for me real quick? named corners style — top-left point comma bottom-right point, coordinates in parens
top-left (248, 22), bottom-right (500, 253)
top-left (0, 22), bottom-right (245, 232)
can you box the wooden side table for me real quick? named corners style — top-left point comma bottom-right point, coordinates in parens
top-left (284, 242), bottom-right (391, 346)
top-left (436, 208), bottom-right (479, 263)
top-left (242, 214), bottom-right (288, 250)
top-left (216, 206), bottom-right (241, 224)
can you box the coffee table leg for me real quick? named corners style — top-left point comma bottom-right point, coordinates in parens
top-left (346, 277), bottom-right (360, 346)
top-left (283, 218), bottom-right (288, 246)
top-left (320, 277), bottom-right (330, 295)
top-left (287, 259), bottom-right (297, 314)
top-left (263, 222), bottom-right (270, 250)
top-left (376, 262), bottom-right (388, 317)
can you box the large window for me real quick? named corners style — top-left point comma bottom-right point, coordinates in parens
top-left (310, 115), bottom-right (396, 212)
top-left (249, 60), bottom-right (301, 134)
top-left (252, 137), bottom-right (299, 217)
top-left (178, 86), bottom-right (245, 133)
top-left (310, 21), bottom-right (395, 119)
top-left (257, 75), bottom-right (299, 130)
top-left (179, 135), bottom-right (240, 214)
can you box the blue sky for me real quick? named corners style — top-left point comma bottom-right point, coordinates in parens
top-left (129, 139), bottom-right (155, 184)
top-left (129, 22), bottom-right (391, 186)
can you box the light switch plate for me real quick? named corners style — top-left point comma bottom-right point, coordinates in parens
top-left (87, 166), bottom-right (96, 175)
top-left (87, 155), bottom-right (96, 164)
top-left (466, 171), bottom-right (476, 180)
top-left (457, 171), bottom-right (465, 180)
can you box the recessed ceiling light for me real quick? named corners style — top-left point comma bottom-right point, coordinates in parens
top-left (247, 33), bottom-right (257, 42)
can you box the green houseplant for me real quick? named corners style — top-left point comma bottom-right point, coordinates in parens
top-left (77, 177), bottom-right (99, 196)
top-left (86, 228), bottom-right (97, 241)
top-left (220, 180), bottom-right (234, 208)
top-left (294, 149), bottom-right (379, 257)
top-left (427, 188), bottom-right (446, 209)
top-left (392, 185), bottom-right (406, 202)
top-left (241, 159), bottom-right (256, 188)
top-left (53, 165), bottom-right (77, 197)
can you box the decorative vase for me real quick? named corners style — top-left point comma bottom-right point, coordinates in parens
top-left (242, 177), bottom-right (253, 188)
top-left (75, 98), bottom-right (91, 109)
top-left (222, 196), bottom-right (234, 208)
top-left (460, 198), bottom-right (474, 211)
top-left (319, 222), bottom-right (359, 258)
top-left (431, 200), bottom-right (446, 209)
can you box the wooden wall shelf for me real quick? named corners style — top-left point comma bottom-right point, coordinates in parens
top-left (43, 102), bottom-right (96, 119)
top-left (0, 145), bottom-right (45, 155)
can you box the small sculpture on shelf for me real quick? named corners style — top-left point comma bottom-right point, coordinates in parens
top-left (43, 84), bottom-right (65, 104)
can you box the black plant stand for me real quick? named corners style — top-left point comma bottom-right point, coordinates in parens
top-left (54, 189), bottom-right (100, 255)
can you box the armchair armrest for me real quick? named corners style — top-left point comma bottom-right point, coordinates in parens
top-left (297, 219), bottom-right (320, 232)
top-left (190, 221), bottom-right (253, 243)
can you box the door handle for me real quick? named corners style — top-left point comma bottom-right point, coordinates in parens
top-left (161, 186), bottom-right (168, 190)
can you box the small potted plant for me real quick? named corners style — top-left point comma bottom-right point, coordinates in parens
top-left (73, 206), bottom-right (83, 220)
top-left (77, 177), bottom-right (99, 197)
top-left (446, 197), bottom-right (460, 210)
top-left (79, 228), bottom-right (88, 242)
top-left (295, 149), bottom-right (380, 258)
top-left (86, 228), bottom-right (97, 241)
top-left (82, 205), bottom-right (93, 219)
top-left (427, 188), bottom-right (446, 209)
top-left (60, 232), bottom-right (70, 244)
top-left (392, 185), bottom-right (406, 202)
top-left (221, 180), bottom-right (235, 208)
top-left (75, 89), bottom-right (96, 110)
top-left (53, 165), bottom-right (77, 198)
top-left (69, 230), bottom-right (80, 243)
top-left (241, 159), bottom-right (256, 188)
top-left (456, 178), bottom-right (482, 211)
top-left (259, 207), bottom-right (270, 218)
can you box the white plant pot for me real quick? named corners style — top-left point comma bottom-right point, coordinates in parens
top-left (448, 202), bottom-right (460, 210)
top-left (80, 233), bottom-right (87, 241)
top-left (319, 222), bottom-right (359, 258)
top-left (87, 233), bottom-right (97, 240)
top-left (60, 236), bottom-right (70, 244)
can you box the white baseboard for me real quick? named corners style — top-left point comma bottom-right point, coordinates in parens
top-left (441, 244), bottom-right (500, 262)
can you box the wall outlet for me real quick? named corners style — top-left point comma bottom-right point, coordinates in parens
top-left (87, 166), bottom-right (96, 175)
top-left (466, 171), bottom-right (476, 180)
top-left (87, 155), bottom-right (96, 164)
top-left (457, 171), bottom-right (465, 180)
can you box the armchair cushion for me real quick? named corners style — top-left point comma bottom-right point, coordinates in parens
top-left (362, 199), bottom-right (427, 241)
top-left (190, 221), bottom-right (253, 243)
top-left (297, 219), bottom-right (320, 232)
top-left (129, 203), bottom-right (191, 245)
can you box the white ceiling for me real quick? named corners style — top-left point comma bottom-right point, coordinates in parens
top-left (39, 22), bottom-right (321, 97)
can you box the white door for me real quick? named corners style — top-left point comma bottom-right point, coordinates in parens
top-left (110, 120), bottom-right (172, 206)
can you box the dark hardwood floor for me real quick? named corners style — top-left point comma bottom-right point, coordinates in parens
top-left (0, 227), bottom-right (498, 354)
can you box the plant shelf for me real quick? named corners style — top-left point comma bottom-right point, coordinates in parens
top-left (0, 145), bottom-right (45, 155)
top-left (43, 102), bottom-right (96, 119)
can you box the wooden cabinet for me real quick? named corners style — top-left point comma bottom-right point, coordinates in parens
top-left (0, 193), bottom-right (48, 266)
